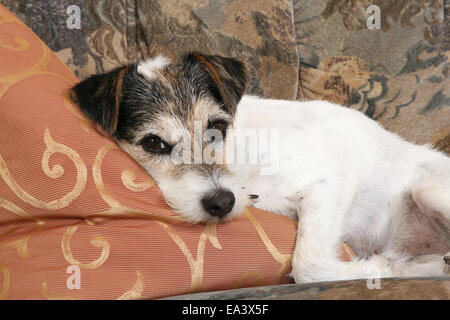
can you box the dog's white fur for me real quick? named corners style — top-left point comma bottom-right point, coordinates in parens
top-left (231, 96), bottom-right (450, 282)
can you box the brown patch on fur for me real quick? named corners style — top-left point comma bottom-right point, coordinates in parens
top-left (68, 88), bottom-right (78, 106)
top-left (113, 65), bottom-right (129, 134)
top-left (194, 53), bottom-right (223, 86)
top-left (192, 53), bottom-right (247, 116)
top-left (194, 53), bottom-right (229, 107)
top-left (401, 194), bottom-right (450, 257)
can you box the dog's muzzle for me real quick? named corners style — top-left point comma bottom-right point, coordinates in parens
top-left (201, 189), bottom-right (235, 218)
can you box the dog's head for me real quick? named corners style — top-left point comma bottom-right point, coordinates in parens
top-left (70, 52), bottom-right (250, 223)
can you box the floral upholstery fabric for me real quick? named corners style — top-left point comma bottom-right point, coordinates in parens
top-left (294, 0), bottom-right (450, 149)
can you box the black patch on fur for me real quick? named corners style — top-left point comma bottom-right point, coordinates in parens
top-left (70, 52), bottom-right (248, 144)
top-left (184, 52), bottom-right (247, 115)
top-left (70, 64), bottom-right (134, 136)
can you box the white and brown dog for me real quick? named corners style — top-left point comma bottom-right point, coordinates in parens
top-left (71, 53), bottom-right (450, 283)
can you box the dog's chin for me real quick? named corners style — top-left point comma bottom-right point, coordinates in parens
top-left (205, 203), bottom-right (248, 224)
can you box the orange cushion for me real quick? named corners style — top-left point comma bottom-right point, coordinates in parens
top-left (0, 4), bottom-right (296, 299)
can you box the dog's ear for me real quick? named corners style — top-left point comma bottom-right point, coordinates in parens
top-left (185, 52), bottom-right (247, 115)
top-left (69, 65), bottom-right (129, 137)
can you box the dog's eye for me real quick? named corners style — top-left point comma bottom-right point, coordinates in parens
top-left (208, 120), bottom-right (228, 141)
top-left (140, 135), bottom-right (171, 154)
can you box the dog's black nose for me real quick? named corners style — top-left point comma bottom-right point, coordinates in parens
top-left (201, 190), bottom-right (235, 217)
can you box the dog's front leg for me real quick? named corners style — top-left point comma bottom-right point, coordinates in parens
top-left (290, 178), bottom-right (392, 283)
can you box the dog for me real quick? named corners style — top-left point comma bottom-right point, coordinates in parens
top-left (70, 52), bottom-right (450, 283)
